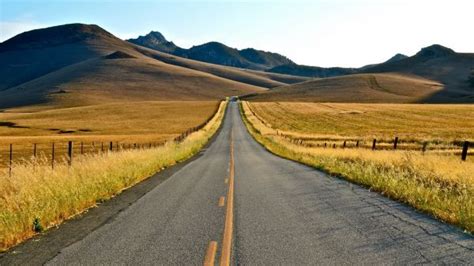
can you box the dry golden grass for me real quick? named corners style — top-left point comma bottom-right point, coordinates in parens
top-left (241, 101), bottom-right (474, 233)
top-left (249, 102), bottom-right (474, 143)
top-left (0, 100), bottom-right (227, 251)
top-left (0, 101), bottom-right (219, 167)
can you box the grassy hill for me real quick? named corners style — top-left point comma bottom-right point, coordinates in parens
top-left (247, 73), bottom-right (450, 103)
top-left (267, 64), bottom-right (357, 78)
top-left (0, 52), bottom-right (263, 108)
top-left (362, 45), bottom-right (474, 100)
top-left (140, 48), bottom-right (308, 88)
top-left (0, 23), bottom-right (308, 109)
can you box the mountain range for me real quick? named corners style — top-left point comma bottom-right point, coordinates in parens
top-left (1, 23), bottom-right (473, 109)
top-left (128, 32), bottom-right (294, 70)
top-left (133, 30), bottom-right (474, 101)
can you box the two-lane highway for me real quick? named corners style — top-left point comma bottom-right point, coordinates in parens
top-left (6, 101), bottom-right (474, 264)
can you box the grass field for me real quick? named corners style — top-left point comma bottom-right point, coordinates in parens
top-left (248, 102), bottom-right (474, 153)
top-left (0, 100), bottom-right (227, 251)
top-left (0, 101), bottom-right (219, 168)
top-left (242, 101), bottom-right (474, 233)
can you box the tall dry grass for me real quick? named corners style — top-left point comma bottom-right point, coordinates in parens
top-left (0, 101), bottom-right (227, 251)
top-left (241, 101), bottom-right (474, 233)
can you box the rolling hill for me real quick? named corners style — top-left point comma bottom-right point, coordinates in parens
top-left (266, 64), bottom-right (357, 78)
top-left (0, 23), bottom-right (310, 109)
top-left (247, 73), bottom-right (450, 103)
top-left (128, 31), bottom-right (294, 70)
top-left (0, 51), bottom-right (265, 108)
top-left (362, 45), bottom-right (474, 96)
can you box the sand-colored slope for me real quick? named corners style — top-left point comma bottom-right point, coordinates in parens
top-left (248, 73), bottom-right (448, 103)
top-left (136, 46), bottom-right (308, 88)
top-left (0, 52), bottom-right (264, 108)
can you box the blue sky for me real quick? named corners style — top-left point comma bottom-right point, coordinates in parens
top-left (1, 0), bottom-right (473, 67)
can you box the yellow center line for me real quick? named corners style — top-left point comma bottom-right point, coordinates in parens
top-left (203, 241), bottom-right (218, 266)
top-left (218, 196), bottom-right (225, 207)
top-left (220, 130), bottom-right (235, 266)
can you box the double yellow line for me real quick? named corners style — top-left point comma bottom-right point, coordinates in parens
top-left (204, 130), bottom-right (235, 266)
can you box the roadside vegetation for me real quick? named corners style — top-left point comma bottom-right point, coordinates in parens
top-left (0, 100), bottom-right (227, 251)
top-left (241, 101), bottom-right (474, 233)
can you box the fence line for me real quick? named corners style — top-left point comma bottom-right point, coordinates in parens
top-left (285, 135), bottom-right (471, 161)
top-left (1, 101), bottom-right (224, 175)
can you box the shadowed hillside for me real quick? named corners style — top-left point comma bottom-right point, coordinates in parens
top-left (0, 52), bottom-right (263, 108)
top-left (267, 64), bottom-right (357, 78)
top-left (362, 45), bottom-right (474, 100)
top-left (0, 24), bottom-right (313, 109)
top-left (247, 73), bottom-right (449, 103)
top-left (137, 47), bottom-right (308, 88)
top-left (0, 24), bottom-right (135, 90)
top-left (0, 24), bottom-right (306, 108)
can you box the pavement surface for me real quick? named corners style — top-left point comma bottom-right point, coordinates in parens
top-left (2, 100), bottom-right (474, 265)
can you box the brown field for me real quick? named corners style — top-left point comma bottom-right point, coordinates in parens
top-left (0, 101), bottom-right (219, 167)
top-left (241, 101), bottom-right (474, 233)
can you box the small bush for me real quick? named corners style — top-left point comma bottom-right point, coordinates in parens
top-left (32, 218), bottom-right (43, 233)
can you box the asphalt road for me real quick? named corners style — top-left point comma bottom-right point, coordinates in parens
top-left (5, 101), bottom-right (474, 264)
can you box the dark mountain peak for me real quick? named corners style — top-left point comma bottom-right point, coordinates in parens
top-left (133, 31), bottom-right (167, 44)
top-left (127, 31), bottom-right (180, 53)
top-left (385, 53), bottom-right (408, 63)
top-left (0, 23), bottom-right (116, 51)
top-left (147, 31), bottom-right (167, 42)
top-left (192, 41), bottom-right (230, 50)
top-left (415, 44), bottom-right (455, 58)
top-left (239, 48), bottom-right (294, 67)
top-left (128, 32), bottom-right (293, 70)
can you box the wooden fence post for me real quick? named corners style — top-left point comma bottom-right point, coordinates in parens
top-left (394, 137), bottom-right (399, 150)
top-left (356, 140), bottom-right (360, 148)
top-left (343, 141), bottom-right (346, 148)
top-left (33, 143), bottom-right (37, 158)
top-left (422, 142), bottom-right (428, 154)
top-left (52, 143), bottom-right (55, 170)
top-left (68, 141), bottom-right (73, 166)
top-left (461, 141), bottom-right (469, 161)
top-left (109, 141), bottom-right (113, 152)
top-left (9, 144), bottom-right (13, 177)
top-left (372, 139), bottom-right (377, 150)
